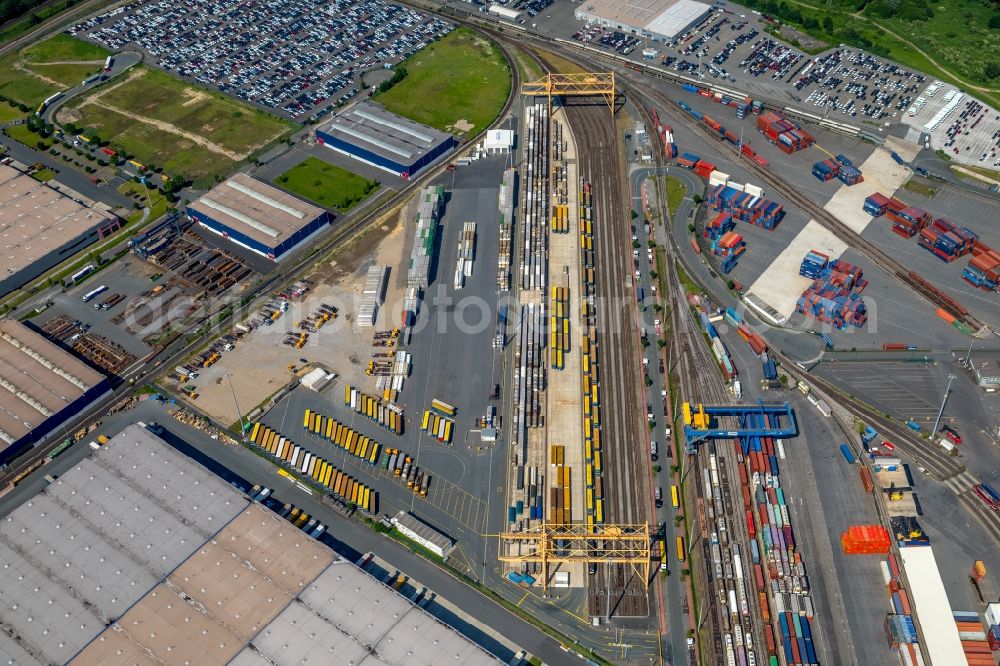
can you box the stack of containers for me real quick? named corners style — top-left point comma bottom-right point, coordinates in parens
top-left (705, 212), bottom-right (735, 241)
top-left (885, 614), bottom-right (919, 648)
top-left (954, 610), bottom-right (994, 666)
top-left (706, 184), bottom-right (786, 230)
top-left (796, 255), bottom-right (868, 330)
top-left (799, 250), bottom-right (829, 278)
top-left (779, 611), bottom-right (818, 665)
top-left (712, 232), bottom-right (746, 274)
top-left (918, 217), bottom-right (978, 262)
top-left (812, 158), bottom-right (840, 182)
top-left (835, 154), bottom-right (864, 185)
top-left (879, 552), bottom-right (922, 661)
top-left (693, 159), bottom-right (716, 179)
top-left (886, 204), bottom-right (932, 238)
top-left (736, 323), bottom-right (767, 356)
top-left (986, 602), bottom-right (1000, 652)
top-left (864, 192), bottom-right (906, 217)
top-left (755, 111), bottom-right (816, 153)
top-left (677, 152), bottom-right (700, 168)
top-left (963, 243), bottom-right (1000, 291)
top-left (841, 524), bottom-right (891, 554)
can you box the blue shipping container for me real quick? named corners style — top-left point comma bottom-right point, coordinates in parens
top-left (839, 444), bottom-right (856, 464)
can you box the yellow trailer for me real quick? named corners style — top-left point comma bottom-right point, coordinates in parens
top-left (325, 418), bottom-right (335, 440)
top-left (335, 425), bottom-right (347, 447)
top-left (344, 385), bottom-right (352, 405)
top-left (421, 410), bottom-right (431, 431)
top-left (334, 472), bottom-right (346, 496)
top-left (594, 450), bottom-right (602, 474)
top-left (358, 437), bottom-right (369, 459)
top-left (250, 422), bottom-right (261, 442)
top-left (303, 409), bottom-right (311, 429)
top-left (592, 427), bottom-right (601, 451)
top-left (442, 419), bottom-right (452, 443)
top-left (351, 482), bottom-right (361, 505)
top-left (367, 443), bottom-right (380, 465)
top-left (323, 463), bottom-right (333, 487)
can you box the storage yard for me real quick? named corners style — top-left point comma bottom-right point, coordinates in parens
top-left (68, 0), bottom-right (453, 120)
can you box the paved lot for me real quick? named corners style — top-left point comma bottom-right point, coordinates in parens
top-left (69, 0), bottom-right (452, 120)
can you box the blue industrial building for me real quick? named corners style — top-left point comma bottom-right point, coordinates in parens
top-left (315, 102), bottom-right (455, 179)
top-left (0, 318), bottom-right (112, 467)
top-left (186, 174), bottom-right (330, 261)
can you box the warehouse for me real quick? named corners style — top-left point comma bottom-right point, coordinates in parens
top-left (574, 0), bottom-right (712, 41)
top-left (0, 162), bottom-right (121, 297)
top-left (186, 174), bottom-right (330, 261)
top-left (0, 318), bottom-right (110, 467)
top-left (316, 101), bottom-right (456, 179)
top-left (0, 423), bottom-right (505, 665)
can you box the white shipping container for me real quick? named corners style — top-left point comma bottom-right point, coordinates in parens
top-left (709, 171), bottom-right (730, 187)
top-left (986, 602), bottom-right (1000, 627)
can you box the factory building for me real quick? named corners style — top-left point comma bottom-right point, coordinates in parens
top-left (574, 0), bottom-right (712, 41)
top-left (316, 101), bottom-right (456, 179)
top-left (0, 162), bottom-right (121, 297)
top-left (0, 423), bottom-right (505, 665)
top-left (0, 318), bottom-right (110, 467)
top-left (186, 174), bottom-right (329, 261)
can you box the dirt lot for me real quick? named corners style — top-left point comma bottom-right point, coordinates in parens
top-left (178, 208), bottom-right (408, 426)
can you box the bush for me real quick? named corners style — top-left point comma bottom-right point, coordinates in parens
top-left (688, 223), bottom-right (696, 233)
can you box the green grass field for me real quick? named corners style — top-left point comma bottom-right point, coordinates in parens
top-left (67, 103), bottom-right (235, 184)
top-left (96, 67), bottom-right (292, 156)
top-left (0, 34), bottom-right (109, 106)
top-left (276, 157), bottom-right (378, 211)
top-left (118, 181), bottom-right (170, 223)
top-left (375, 27), bottom-right (510, 136)
top-left (3, 122), bottom-right (48, 148)
top-left (0, 100), bottom-right (25, 124)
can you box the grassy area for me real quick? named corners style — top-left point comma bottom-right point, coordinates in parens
top-left (67, 104), bottom-right (236, 185)
top-left (901, 178), bottom-right (938, 198)
top-left (3, 122), bottom-right (48, 148)
top-left (118, 180), bottom-right (170, 223)
top-left (63, 67), bottom-right (294, 185)
top-left (21, 33), bottom-right (109, 62)
top-left (375, 27), bottom-right (510, 137)
top-left (737, 0), bottom-right (1000, 107)
top-left (0, 100), bottom-right (25, 123)
top-left (510, 43), bottom-right (544, 82)
top-left (952, 163), bottom-right (1000, 182)
top-left (276, 156), bottom-right (378, 211)
top-left (0, 34), bottom-right (107, 106)
top-left (31, 167), bottom-right (55, 181)
top-left (664, 175), bottom-right (687, 215)
top-left (93, 67), bottom-right (292, 156)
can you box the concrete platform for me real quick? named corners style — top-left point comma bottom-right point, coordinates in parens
top-left (875, 467), bottom-right (910, 489)
top-left (746, 219), bottom-right (848, 318)
top-left (823, 137), bottom-right (918, 234)
top-left (885, 492), bottom-right (918, 517)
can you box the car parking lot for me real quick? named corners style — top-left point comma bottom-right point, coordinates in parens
top-left (909, 91), bottom-right (1000, 166)
top-left (68, 0), bottom-right (452, 120)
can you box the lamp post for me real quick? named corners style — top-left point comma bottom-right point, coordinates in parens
top-left (931, 374), bottom-right (956, 435)
top-left (225, 372), bottom-right (246, 436)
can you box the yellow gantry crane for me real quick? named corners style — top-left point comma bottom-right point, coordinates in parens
top-left (498, 522), bottom-right (651, 593)
top-left (520, 72), bottom-right (616, 115)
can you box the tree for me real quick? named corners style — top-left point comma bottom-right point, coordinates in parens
top-left (985, 62), bottom-right (1000, 80)
top-left (823, 15), bottom-right (834, 32)
top-left (692, 194), bottom-right (703, 204)
top-left (688, 223), bottom-right (696, 233)
top-left (990, 15), bottom-right (1000, 29)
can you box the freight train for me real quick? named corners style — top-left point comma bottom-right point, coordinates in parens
top-left (676, 99), bottom-right (769, 167)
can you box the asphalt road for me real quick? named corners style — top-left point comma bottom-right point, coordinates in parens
top-left (0, 400), bottom-right (569, 665)
top-left (40, 50), bottom-right (143, 124)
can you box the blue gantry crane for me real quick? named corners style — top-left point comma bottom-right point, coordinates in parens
top-left (682, 401), bottom-right (798, 454)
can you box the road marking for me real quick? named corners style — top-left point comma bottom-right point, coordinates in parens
top-left (516, 591), bottom-right (531, 607)
top-left (295, 482), bottom-right (313, 494)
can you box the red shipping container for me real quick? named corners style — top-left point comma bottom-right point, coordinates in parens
top-left (764, 624), bottom-right (776, 655)
top-left (742, 484), bottom-right (751, 509)
top-left (746, 509), bottom-right (756, 538)
top-left (759, 502), bottom-right (769, 525)
top-left (738, 464), bottom-right (748, 485)
top-left (754, 563), bottom-right (765, 591)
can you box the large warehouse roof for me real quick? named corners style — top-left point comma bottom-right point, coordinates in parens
top-left (0, 163), bottom-right (117, 285)
top-left (229, 562), bottom-right (502, 666)
top-left (187, 173), bottom-right (325, 249)
top-left (0, 318), bottom-right (105, 451)
top-left (575, 0), bottom-right (711, 39)
top-left (898, 546), bottom-right (966, 665)
top-left (0, 422), bottom-right (506, 665)
top-left (73, 504), bottom-right (334, 664)
top-left (319, 101), bottom-right (453, 168)
top-left (0, 423), bottom-right (245, 665)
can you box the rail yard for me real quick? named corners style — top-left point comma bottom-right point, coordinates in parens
top-left (3, 0), bottom-right (1000, 665)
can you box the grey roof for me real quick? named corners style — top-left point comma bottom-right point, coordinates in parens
top-left (230, 562), bottom-right (502, 666)
top-left (318, 101), bottom-right (452, 168)
top-left (0, 423), bottom-right (246, 665)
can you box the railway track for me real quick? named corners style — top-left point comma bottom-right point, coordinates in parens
top-left (564, 100), bottom-right (651, 619)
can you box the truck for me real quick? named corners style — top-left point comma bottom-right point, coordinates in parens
top-left (861, 425), bottom-right (878, 444)
top-left (82, 285), bottom-right (108, 303)
top-left (839, 444), bottom-right (856, 464)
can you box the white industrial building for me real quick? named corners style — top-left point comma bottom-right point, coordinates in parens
top-left (488, 4), bottom-right (521, 21)
top-left (574, 0), bottom-right (712, 41)
top-left (484, 129), bottom-right (515, 154)
top-left (392, 510), bottom-right (455, 558)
